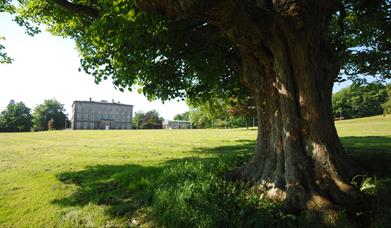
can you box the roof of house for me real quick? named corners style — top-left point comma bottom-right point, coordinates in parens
top-left (72, 100), bottom-right (133, 107)
top-left (164, 120), bottom-right (191, 123)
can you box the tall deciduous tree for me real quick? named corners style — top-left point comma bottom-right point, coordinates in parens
top-left (33, 99), bottom-right (68, 131)
top-left (189, 108), bottom-right (212, 129)
top-left (382, 85), bottom-right (391, 115)
top-left (10, 0), bottom-right (390, 212)
top-left (228, 96), bottom-right (256, 128)
top-left (0, 100), bottom-right (33, 132)
top-left (188, 97), bottom-right (230, 127)
top-left (173, 111), bottom-right (190, 121)
top-left (140, 110), bottom-right (164, 129)
top-left (132, 111), bottom-right (145, 129)
top-left (132, 110), bottom-right (164, 129)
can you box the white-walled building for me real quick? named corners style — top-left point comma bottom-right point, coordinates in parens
top-left (163, 120), bottom-right (191, 129)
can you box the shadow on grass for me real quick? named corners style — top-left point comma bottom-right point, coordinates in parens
top-left (53, 142), bottom-right (286, 227)
top-left (342, 136), bottom-right (391, 227)
top-left (342, 136), bottom-right (391, 177)
top-left (52, 136), bottom-right (391, 227)
top-left (342, 136), bottom-right (391, 153)
top-left (54, 164), bottom-right (161, 218)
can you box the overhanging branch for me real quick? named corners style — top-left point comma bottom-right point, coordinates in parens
top-left (134, 0), bottom-right (209, 17)
top-left (53, 0), bottom-right (99, 18)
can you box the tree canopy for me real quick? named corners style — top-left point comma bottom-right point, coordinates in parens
top-left (132, 110), bottom-right (163, 129)
top-left (1, 0), bottom-right (388, 101)
top-left (0, 100), bottom-right (33, 132)
top-left (32, 99), bottom-right (68, 131)
top-left (173, 111), bottom-right (189, 121)
top-left (382, 85), bottom-right (391, 114)
top-left (332, 82), bottom-right (389, 119)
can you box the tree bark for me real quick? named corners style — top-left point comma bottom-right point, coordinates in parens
top-left (232, 35), bottom-right (362, 212)
top-left (135, 0), bottom-right (365, 213)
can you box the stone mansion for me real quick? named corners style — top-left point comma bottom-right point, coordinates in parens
top-left (71, 99), bottom-right (133, 130)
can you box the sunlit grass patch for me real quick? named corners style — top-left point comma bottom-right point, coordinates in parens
top-left (0, 115), bottom-right (390, 226)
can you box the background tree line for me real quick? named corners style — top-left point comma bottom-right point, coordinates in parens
top-left (0, 99), bottom-right (69, 132)
top-left (333, 82), bottom-right (391, 119)
top-left (2, 82), bottom-right (389, 132)
top-left (184, 82), bottom-right (391, 129)
top-left (132, 110), bottom-right (164, 129)
top-left (173, 95), bottom-right (257, 129)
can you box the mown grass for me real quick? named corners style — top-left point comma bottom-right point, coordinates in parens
top-left (0, 115), bottom-right (390, 227)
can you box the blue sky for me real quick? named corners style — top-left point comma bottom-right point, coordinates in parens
top-left (0, 13), bottom-right (351, 119)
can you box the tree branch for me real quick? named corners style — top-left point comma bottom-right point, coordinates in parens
top-left (336, 1), bottom-right (346, 38)
top-left (134, 0), bottom-right (208, 17)
top-left (53, 0), bottom-right (99, 18)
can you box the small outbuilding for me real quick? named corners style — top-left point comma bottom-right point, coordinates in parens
top-left (163, 120), bottom-right (191, 129)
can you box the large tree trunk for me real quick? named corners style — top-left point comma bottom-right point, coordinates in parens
top-left (212, 1), bottom-right (365, 213)
top-left (135, 0), bottom-right (364, 213)
top-left (214, 2), bottom-right (365, 213)
top-left (232, 34), bottom-right (361, 212)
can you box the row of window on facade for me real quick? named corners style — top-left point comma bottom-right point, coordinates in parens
top-left (76, 122), bottom-right (130, 129)
top-left (77, 104), bottom-right (115, 110)
top-left (75, 112), bottom-right (131, 121)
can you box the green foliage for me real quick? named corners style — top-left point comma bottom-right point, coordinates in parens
top-left (0, 1), bottom-right (11, 64)
top-left (132, 111), bottom-right (144, 129)
top-left (188, 96), bottom-right (256, 129)
top-left (152, 157), bottom-right (297, 228)
top-left (6, 0), bottom-right (388, 103)
top-left (188, 97), bottom-right (230, 121)
top-left (0, 36), bottom-right (12, 64)
top-left (54, 152), bottom-right (299, 227)
top-left (332, 82), bottom-right (388, 118)
top-left (140, 110), bottom-right (164, 129)
top-left (32, 99), bottom-right (68, 131)
top-left (188, 97), bottom-right (232, 128)
top-left (227, 96), bottom-right (256, 118)
top-left (0, 100), bottom-right (32, 132)
top-left (352, 175), bottom-right (378, 195)
top-left (350, 159), bottom-right (391, 226)
top-left (382, 85), bottom-right (391, 114)
top-left (12, 0), bottom-right (241, 102)
top-left (189, 108), bottom-right (212, 129)
top-left (173, 111), bottom-right (189, 121)
top-left (339, 0), bottom-right (390, 79)
top-left (133, 110), bottom-right (163, 129)
top-left (229, 116), bottom-right (247, 128)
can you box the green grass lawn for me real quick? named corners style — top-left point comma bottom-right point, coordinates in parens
top-left (0, 115), bottom-right (390, 227)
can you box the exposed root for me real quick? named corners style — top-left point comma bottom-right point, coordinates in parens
top-left (224, 161), bottom-right (369, 217)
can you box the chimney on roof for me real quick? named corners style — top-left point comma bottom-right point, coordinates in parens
top-left (89, 98), bottom-right (92, 102)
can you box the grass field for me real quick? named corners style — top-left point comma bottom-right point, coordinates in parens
top-left (0, 115), bottom-right (390, 227)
